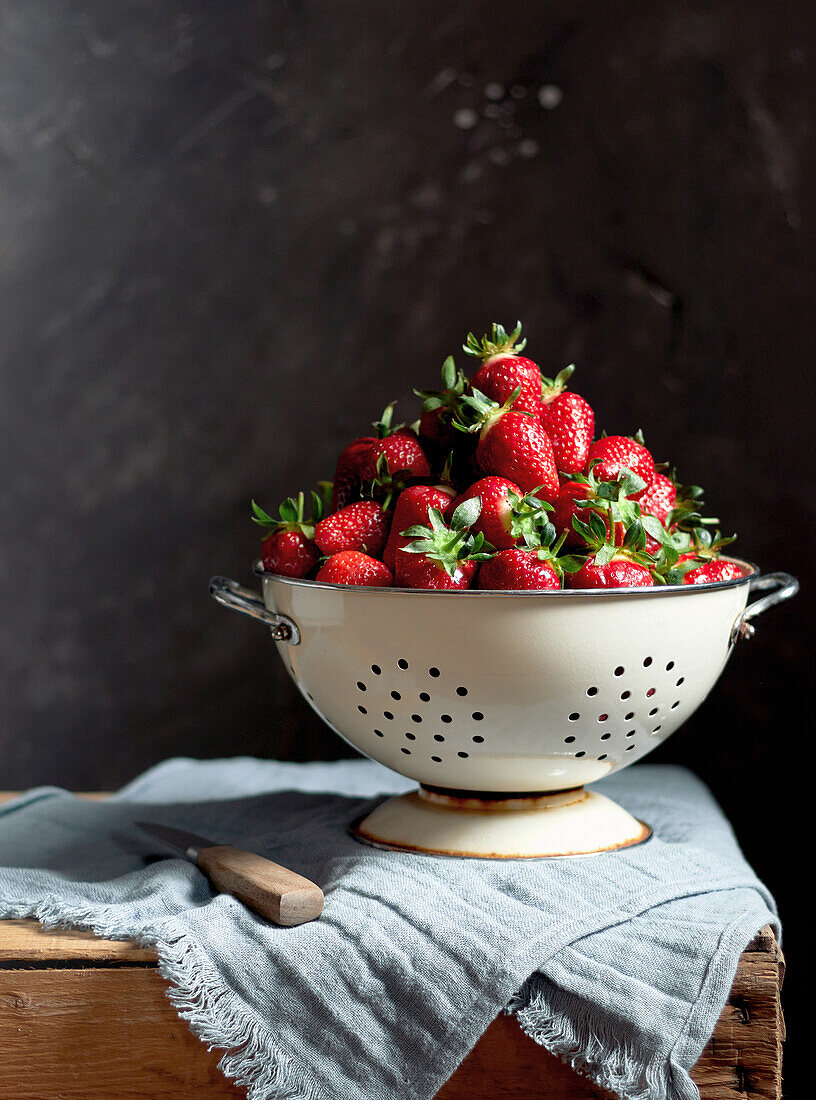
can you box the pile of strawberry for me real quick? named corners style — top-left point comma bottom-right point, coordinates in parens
top-left (253, 323), bottom-right (741, 591)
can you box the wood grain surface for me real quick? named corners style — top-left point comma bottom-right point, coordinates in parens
top-left (0, 919), bottom-right (783, 1099)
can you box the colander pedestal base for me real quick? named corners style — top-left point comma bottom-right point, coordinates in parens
top-left (352, 785), bottom-right (651, 859)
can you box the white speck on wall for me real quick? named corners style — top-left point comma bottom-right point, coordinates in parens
top-left (424, 67), bottom-right (458, 97)
top-left (517, 139), bottom-right (540, 158)
top-left (483, 103), bottom-right (501, 119)
top-left (484, 82), bottom-right (505, 101)
top-left (453, 107), bottom-right (478, 129)
top-left (265, 53), bottom-right (286, 70)
top-left (460, 161), bottom-right (483, 184)
top-left (538, 84), bottom-right (563, 109)
top-left (489, 146), bottom-right (511, 166)
top-left (258, 185), bottom-right (278, 205)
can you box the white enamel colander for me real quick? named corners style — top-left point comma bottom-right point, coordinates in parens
top-left (211, 562), bottom-right (797, 858)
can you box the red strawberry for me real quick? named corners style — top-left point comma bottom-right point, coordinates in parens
top-left (331, 437), bottom-right (375, 512)
top-left (452, 476), bottom-right (554, 550)
top-left (683, 560), bottom-right (743, 586)
top-left (456, 388), bottom-right (559, 502)
top-left (539, 366), bottom-right (595, 474)
top-left (362, 430), bottom-right (430, 483)
top-left (382, 484), bottom-right (457, 572)
top-left (396, 500), bottom-right (492, 590)
top-left (586, 435), bottom-right (655, 498)
top-left (478, 547), bottom-right (562, 590)
top-left (464, 322), bottom-right (543, 417)
top-left (552, 482), bottom-right (596, 547)
top-left (261, 530), bottom-right (317, 578)
top-left (315, 550), bottom-right (393, 587)
top-left (252, 492), bottom-right (323, 578)
top-left (639, 473), bottom-right (676, 525)
top-left (568, 555), bottom-right (654, 589)
top-left (314, 500), bottom-right (390, 557)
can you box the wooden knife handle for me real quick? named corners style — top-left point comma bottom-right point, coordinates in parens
top-left (195, 845), bottom-right (324, 927)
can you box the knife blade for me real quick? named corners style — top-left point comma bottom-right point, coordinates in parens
top-left (136, 820), bottom-right (323, 927)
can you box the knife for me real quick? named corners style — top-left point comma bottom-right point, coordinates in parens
top-left (136, 821), bottom-right (324, 927)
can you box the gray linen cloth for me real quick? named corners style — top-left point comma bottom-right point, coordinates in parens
top-left (0, 758), bottom-right (775, 1100)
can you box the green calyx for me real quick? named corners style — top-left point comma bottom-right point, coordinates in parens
top-left (251, 483), bottom-right (331, 540)
top-left (401, 500), bottom-right (495, 577)
top-left (463, 321), bottom-right (527, 361)
top-left (506, 488), bottom-right (557, 549)
top-left (452, 384), bottom-right (525, 434)
top-left (521, 531), bottom-right (583, 576)
top-left (371, 402), bottom-right (404, 439)
top-left (540, 363), bottom-right (575, 402)
top-left (363, 452), bottom-right (407, 511)
top-left (414, 355), bottom-right (468, 414)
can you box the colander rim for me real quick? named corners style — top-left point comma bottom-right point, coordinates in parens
top-left (253, 556), bottom-right (759, 596)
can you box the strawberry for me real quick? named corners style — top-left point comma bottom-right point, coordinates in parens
top-left (252, 492), bottom-right (325, 578)
top-left (415, 355), bottom-right (468, 451)
top-left (539, 365), bottom-right (595, 474)
top-left (455, 387), bottom-right (559, 502)
top-left (331, 437), bottom-right (376, 512)
top-left (478, 547), bottom-right (562, 590)
top-left (553, 467), bottom-right (648, 549)
top-left (396, 499), bottom-right (493, 590)
top-left (568, 555), bottom-right (654, 589)
top-left (452, 476), bottom-right (554, 550)
top-left (315, 550), bottom-right (393, 587)
top-left (358, 404), bottom-right (431, 501)
top-left (639, 472), bottom-right (676, 525)
top-left (683, 560), bottom-right (743, 585)
top-left (463, 322), bottom-right (543, 417)
top-left (314, 499), bottom-right (390, 557)
top-left (552, 482), bottom-right (597, 547)
top-left (382, 484), bottom-right (457, 572)
top-left (586, 433), bottom-right (655, 498)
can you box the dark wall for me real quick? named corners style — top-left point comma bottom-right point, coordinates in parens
top-left (1, 0), bottom-right (812, 1084)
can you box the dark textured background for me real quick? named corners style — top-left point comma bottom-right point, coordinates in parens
top-left (1, 0), bottom-right (812, 1087)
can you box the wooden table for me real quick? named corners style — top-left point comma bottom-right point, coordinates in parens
top-left (0, 790), bottom-right (785, 1099)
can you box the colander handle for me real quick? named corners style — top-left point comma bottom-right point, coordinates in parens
top-left (209, 576), bottom-right (301, 645)
top-left (731, 571), bottom-right (799, 642)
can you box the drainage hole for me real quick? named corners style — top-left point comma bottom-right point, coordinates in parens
top-left (405, 732), bottom-right (416, 741)
top-left (614, 666), bottom-right (625, 676)
top-left (666, 660), bottom-right (675, 671)
top-left (371, 665), bottom-right (381, 675)
top-left (598, 713), bottom-right (608, 722)
top-left (671, 701), bottom-right (680, 709)
top-left (600, 732), bottom-right (611, 741)
top-left (646, 688), bottom-right (656, 697)
top-left (472, 735), bottom-right (484, 743)
top-left (356, 682), bottom-right (366, 691)
top-left (429, 667), bottom-right (441, 677)
top-left (383, 711), bottom-right (394, 720)
top-left (626, 730), bottom-right (636, 738)
top-left (374, 730), bottom-right (384, 737)
top-left (598, 753), bottom-right (608, 761)
top-left (587, 686), bottom-right (598, 696)
top-left (625, 711), bottom-right (634, 720)
top-left (357, 705), bottom-right (367, 714)
top-left (457, 751), bottom-right (469, 758)
top-left (441, 714), bottom-right (452, 724)
top-left (575, 750), bottom-right (586, 758)
top-left (653, 726), bottom-right (662, 733)
top-left (411, 714), bottom-right (422, 723)
top-left (391, 690), bottom-right (401, 700)
top-left (649, 707), bottom-right (658, 716)
top-left (568, 712), bottom-right (580, 721)
top-left (433, 734), bottom-right (445, 742)
top-left (626, 744), bottom-right (635, 751)
top-left (564, 736), bottom-right (576, 744)
top-left (431, 756), bottom-right (442, 762)
top-left (401, 747), bottom-right (411, 755)
top-left (419, 692), bottom-right (430, 702)
top-left (643, 656), bottom-right (653, 667)
top-left (472, 711), bottom-right (484, 721)
top-left (620, 690), bottom-right (631, 700)
top-left (456, 686), bottom-right (468, 697)
top-left (676, 677), bottom-right (685, 686)
top-left (397, 659), bottom-right (409, 670)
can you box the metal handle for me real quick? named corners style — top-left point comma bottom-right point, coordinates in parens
top-left (209, 576), bottom-right (301, 645)
top-left (731, 571), bottom-right (799, 643)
